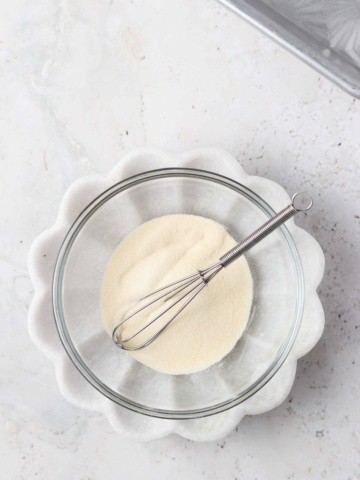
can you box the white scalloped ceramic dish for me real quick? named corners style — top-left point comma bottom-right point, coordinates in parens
top-left (28, 148), bottom-right (324, 441)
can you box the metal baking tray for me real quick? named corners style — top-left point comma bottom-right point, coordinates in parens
top-left (217, 0), bottom-right (360, 98)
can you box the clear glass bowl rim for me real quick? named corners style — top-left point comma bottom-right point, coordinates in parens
top-left (52, 168), bottom-right (304, 420)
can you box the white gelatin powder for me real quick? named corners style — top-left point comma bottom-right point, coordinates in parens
top-left (101, 214), bottom-right (253, 375)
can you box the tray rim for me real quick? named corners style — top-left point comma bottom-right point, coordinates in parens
top-left (217, 0), bottom-right (360, 98)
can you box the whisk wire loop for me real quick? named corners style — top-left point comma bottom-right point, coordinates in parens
top-left (112, 262), bottom-right (223, 350)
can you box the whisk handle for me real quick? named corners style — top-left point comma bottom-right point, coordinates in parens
top-left (219, 192), bottom-right (312, 267)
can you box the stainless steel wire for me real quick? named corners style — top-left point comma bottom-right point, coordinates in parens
top-left (112, 192), bottom-right (312, 351)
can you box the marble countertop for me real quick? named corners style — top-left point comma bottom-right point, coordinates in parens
top-left (0, 0), bottom-right (359, 478)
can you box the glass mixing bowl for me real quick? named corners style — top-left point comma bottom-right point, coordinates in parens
top-left (52, 168), bottom-right (304, 419)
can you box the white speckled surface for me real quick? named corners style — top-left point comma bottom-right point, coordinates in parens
top-left (0, 0), bottom-right (359, 478)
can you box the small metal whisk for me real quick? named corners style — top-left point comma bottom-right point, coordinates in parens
top-left (112, 192), bottom-right (313, 351)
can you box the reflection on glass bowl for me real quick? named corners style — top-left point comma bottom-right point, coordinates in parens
top-left (52, 168), bottom-right (304, 419)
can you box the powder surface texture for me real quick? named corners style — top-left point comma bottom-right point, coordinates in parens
top-left (101, 214), bottom-right (253, 375)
